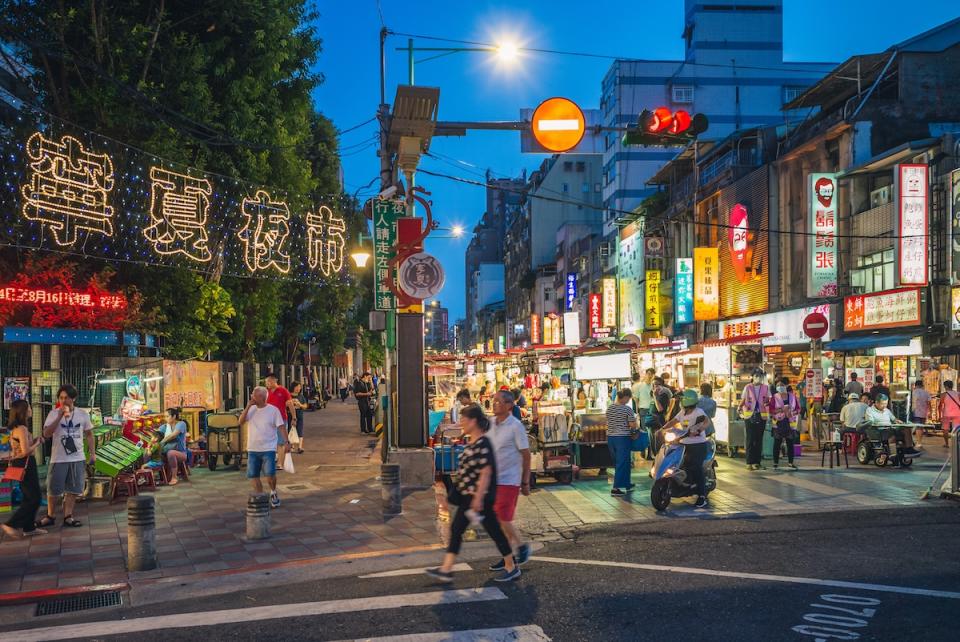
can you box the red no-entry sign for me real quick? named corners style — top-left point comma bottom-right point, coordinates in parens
top-left (802, 312), bottom-right (829, 340)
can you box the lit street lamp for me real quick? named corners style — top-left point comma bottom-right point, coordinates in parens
top-left (350, 233), bottom-right (373, 269)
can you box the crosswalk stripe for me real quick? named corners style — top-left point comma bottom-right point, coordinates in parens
top-left (332, 625), bottom-right (552, 641)
top-left (4, 589), bottom-right (509, 642)
top-left (715, 475), bottom-right (795, 510)
top-left (759, 471), bottom-right (888, 506)
top-left (359, 563), bottom-right (473, 578)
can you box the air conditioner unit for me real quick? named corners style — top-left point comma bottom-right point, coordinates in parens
top-left (870, 185), bottom-right (891, 208)
top-left (598, 242), bottom-right (611, 258)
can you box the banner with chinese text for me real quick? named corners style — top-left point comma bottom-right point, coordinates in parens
top-left (843, 288), bottom-right (921, 332)
top-left (645, 269), bottom-right (661, 330)
top-left (807, 173), bottom-right (838, 297)
top-left (693, 247), bottom-right (719, 320)
top-left (675, 258), bottom-right (694, 324)
top-left (896, 164), bottom-right (928, 286)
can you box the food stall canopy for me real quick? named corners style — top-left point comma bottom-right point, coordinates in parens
top-left (825, 333), bottom-right (915, 352)
top-left (427, 365), bottom-right (456, 377)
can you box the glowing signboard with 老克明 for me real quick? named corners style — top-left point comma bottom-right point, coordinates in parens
top-left (693, 247), bottom-right (719, 320)
top-left (808, 173), bottom-right (838, 297)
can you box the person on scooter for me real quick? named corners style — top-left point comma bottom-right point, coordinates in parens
top-left (661, 389), bottom-right (710, 508)
top-left (863, 393), bottom-right (921, 457)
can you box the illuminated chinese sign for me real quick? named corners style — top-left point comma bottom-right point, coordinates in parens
top-left (844, 288), bottom-right (921, 332)
top-left (373, 199), bottom-right (403, 310)
top-left (694, 247), bottom-right (719, 320)
top-left (602, 277), bottom-right (617, 328)
top-left (543, 313), bottom-right (562, 345)
top-left (721, 320), bottom-right (761, 340)
top-left (0, 285), bottom-right (127, 310)
top-left (588, 293), bottom-right (602, 336)
top-left (675, 258), bottom-right (694, 324)
top-left (896, 164), bottom-right (928, 286)
top-left (530, 313), bottom-right (541, 344)
top-left (565, 273), bottom-right (577, 311)
top-left (808, 173), bottom-right (838, 297)
top-left (719, 306), bottom-right (832, 345)
top-left (645, 269), bottom-right (661, 330)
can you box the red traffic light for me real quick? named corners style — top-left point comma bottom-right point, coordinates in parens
top-left (648, 107), bottom-right (673, 133)
top-left (670, 110), bottom-right (692, 134)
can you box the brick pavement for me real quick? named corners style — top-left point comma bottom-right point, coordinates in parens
top-left (0, 400), bottom-right (439, 594)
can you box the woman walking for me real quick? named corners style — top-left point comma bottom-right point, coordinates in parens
top-left (939, 380), bottom-right (960, 448)
top-left (1, 400), bottom-right (45, 539)
top-left (770, 383), bottom-right (799, 470)
top-left (426, 405), bottom-right (520, 583)
top-left (289, 381), bottom-right (308, 454)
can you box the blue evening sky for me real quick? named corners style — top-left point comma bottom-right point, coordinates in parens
top-left (313, 1), bottom-right (959, 321)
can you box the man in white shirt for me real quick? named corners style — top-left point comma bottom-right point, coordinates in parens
top-left (864, 393), bottom-right (920, 456)
top-left (37, 384), bottom-right (94, 529)
top-left (240, 386), bottom-right (290, 508)
top-left (488, 391), bottom-right (532, 570)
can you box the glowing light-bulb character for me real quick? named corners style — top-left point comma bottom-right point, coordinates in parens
top-left (145, 167), bottom-right (213, 262)
top-left (237, 190), bottom-right (292, 274)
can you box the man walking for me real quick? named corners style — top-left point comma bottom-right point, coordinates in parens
top-left (488, 391), bottom-right (532, 570)
top-left (354, 372), bottom-right (376, 434)
top-left (264, 373), bottom-right (293, 426)
top-left (36, 384), bottom-right (95, 529)
top-left (338, 376), bottom-right (349, 402)
top-left (240, 386), bottom-right (289, 508)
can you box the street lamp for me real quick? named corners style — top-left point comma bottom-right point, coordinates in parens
top-left (350, 233), bottom-right (373, 269)
top-left (399, 37), bottom-right (521, 85)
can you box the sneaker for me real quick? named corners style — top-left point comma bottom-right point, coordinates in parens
top-left (903, 448), bottom-right (922, 456)
top-left (494, 566), bottom-right (521, 582)
top-left (610, 488), bottom-right (626, 497)
top-left (772, 464), bottom-right (779, 470)
top-left (488, 557), bottom-right (514, 571)
top-left (269, 491), bottom-right (281, 508)
top-left (425, 567), bottom-right (453, 583)
top-left (787, 463), bottom-right (798, 470)
top-left (515, 543), bottom-right (531, 566)
top-left (746, 464), bottom-right (756, 471)
top-left (694, 496), bottom-right (709, 509)
top-left (625, 484), bottom-right (637, 492)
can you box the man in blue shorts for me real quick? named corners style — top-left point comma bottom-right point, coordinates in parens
top-left (240, 386), bottom-right (289, 508)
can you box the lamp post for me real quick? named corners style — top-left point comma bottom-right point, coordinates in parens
top-left (400, 38), bottom-right (520, 85)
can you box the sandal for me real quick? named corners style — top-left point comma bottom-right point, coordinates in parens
top-left (62, 516), bottom-right (82, 528)
top-left (36, 515), bottom-right (55, 528)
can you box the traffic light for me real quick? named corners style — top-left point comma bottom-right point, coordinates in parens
top-left (622, 108), bottom-right (708, 146)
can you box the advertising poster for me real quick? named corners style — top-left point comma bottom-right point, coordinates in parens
top-left (808, 173), bottom-right (838, 297)
top-left (844, 288), bottom-right (921, 332)
top-left (162, 360), bottom-right (221, 410)
top-left (951, 169), bottom-right (960, 282)
top-left (694, 247), bottom-right (719, 320)
top-left (3, 377), bottom-right (30, 410)
top-left (588, 293), bottom-right (602, 336)
top-left (717, 167), bottom-right (769, 317)
top-left (618, 226), bottom-right (645, 335)
top-left (896, 164), bottom-right (928, 286)
top-left (675, 258), bottom-right (694, 324)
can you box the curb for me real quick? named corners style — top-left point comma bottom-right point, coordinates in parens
top-left (0, 583), bottom-right (130, 607)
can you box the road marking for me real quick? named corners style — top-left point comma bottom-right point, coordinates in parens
top-left (762, 472), bottom-right (888, 506)
top-left (331, 625), bottom-right (552, 641)
top-left (4, 589), bottom-right (508, 642)
top-left (714, 476), bottom-right (794, 510)
top-left (359, 563), bottom-right (472, 578)
top-left (536, 119), bottom-right (580, 131)
top-left (533, 556), bottom-right (960, 600)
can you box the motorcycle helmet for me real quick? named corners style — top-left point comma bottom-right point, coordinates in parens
top-left (681, 389), bottom-right (699, 408)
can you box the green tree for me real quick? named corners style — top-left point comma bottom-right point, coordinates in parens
top-left (0, 0), bottom-right (355, 363)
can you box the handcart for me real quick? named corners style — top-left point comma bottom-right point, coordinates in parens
top-left (205, 410), bottom-right (244, 471)
top-left (531, 410), bottom-right (574, 485)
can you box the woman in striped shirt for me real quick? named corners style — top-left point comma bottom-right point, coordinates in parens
top-left (606, 389), bottom-right (638, 496)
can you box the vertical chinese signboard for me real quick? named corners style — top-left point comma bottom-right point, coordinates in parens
top-left (530, 313), bottom-right (541, 344)
top-left (588, 293), bottom-right (602, 336)
top-left (951, 169), bottom-right (960, 283)
top-left (896, 164), bottom-right (928, 286)
top-left (565, 273), bottom-right (577, 310)
top-left (694, 247), bottom-right (719, 320)
top-left (675, 258), bottom-right (694, 324)
top-left (373, 199), bottom-right (403, 310)
top-left (808, 173), bottom-right (838, 297)
top-left (645, 269), bottom-right (661, 330)
top-left (543, 313), bottom-right (561, 345)
top-left (602, 277), bottom-right (617, 329)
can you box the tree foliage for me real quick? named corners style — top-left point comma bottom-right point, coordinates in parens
top-left (0, 0), bottom-right (360, 365)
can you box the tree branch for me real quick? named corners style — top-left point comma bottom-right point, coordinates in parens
top-left (139, 0), bottom-right (165, 86)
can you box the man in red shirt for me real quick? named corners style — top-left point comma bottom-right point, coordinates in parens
top-left (265, 373), bottom-right (293, 424)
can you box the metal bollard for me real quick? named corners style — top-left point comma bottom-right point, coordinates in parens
top-left (381, 463), bottom-right (402, 516)
top-left (246, 493), bottom-right (271, 540)
top-left (127, 495), bottom-right (157, 571)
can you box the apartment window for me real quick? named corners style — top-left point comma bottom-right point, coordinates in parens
top-left (783, 86), bottom-right (806, 105)
top-left (850, 250), bottom-right (895, 294)
top-left (575, 161), bottom-right (586, 173)
top-left (544, 288), bottom-right (553, 302)
top-left (672, 85), bottom-right (694, 104)
top-left (562, 182), bottom-right (570, 193)
top-left (563, 161), bottom-right (573, 171)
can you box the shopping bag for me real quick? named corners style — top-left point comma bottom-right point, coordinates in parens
top-left (287, 426), bottom-right (300, 446)
top-left (282, 451), bottom-right (296, 474)
top-left (630, 430), bottom-right (650, 452)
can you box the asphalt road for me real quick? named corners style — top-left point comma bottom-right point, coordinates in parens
top-left (5, 506), bottom-right (959, 641)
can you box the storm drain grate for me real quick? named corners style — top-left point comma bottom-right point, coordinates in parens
top-left (35, 590), bottom-right (122, 616)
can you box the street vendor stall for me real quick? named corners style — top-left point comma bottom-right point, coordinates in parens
top-left (569, 350), bottom-right (632, 473)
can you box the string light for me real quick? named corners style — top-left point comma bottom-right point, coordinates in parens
top-left (306, 205), bottom-right (346, 276)
top-left (237, 190), bottom-right (292, 274)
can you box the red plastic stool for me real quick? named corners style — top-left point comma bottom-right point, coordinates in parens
top-left (842, 431), bottom-right (862, 455)
top-left (176, 460), bottom-right (191, 482)
top-left (189, 448), bottom-right (207, 467)
top-left (110, 473), bottom-right (139, 504)
top-left (156, 465), bottom-right (170, 486)
top-left (134, 467), bottom-right (157, 491)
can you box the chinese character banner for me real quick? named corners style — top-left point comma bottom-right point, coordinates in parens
top-left (0, 120), bottom-right (349, 282)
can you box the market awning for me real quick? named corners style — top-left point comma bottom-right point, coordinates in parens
top-left (825, 333), bottom-right (916, 351)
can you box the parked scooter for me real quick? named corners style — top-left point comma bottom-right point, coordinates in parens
top-left (650, 416), bottom-right (717, 511)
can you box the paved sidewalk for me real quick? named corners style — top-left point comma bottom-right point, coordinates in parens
top-left (0, 400), bottom-right (440, 595)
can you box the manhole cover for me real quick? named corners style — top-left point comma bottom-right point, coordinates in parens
top-left (36, 590), bottom-right (122, 616)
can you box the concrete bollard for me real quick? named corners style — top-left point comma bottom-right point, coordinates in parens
top-left (381, 463), bottom-right (402, 516)
top-left (246, 493), bottom-right (271, 540)
top-left (127, 495), bottom-right (157, 571)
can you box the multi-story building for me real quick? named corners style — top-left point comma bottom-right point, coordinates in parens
top-left (465, 173), bottom-right (524, 348)
top-left (424, 301), bottom-right (449, 351)
top-left (504, 154), bottom-right (603, 346)
top-left (0, 42), bottom-right (33, 129)
top-left (468, 263), bottom-right (505, 351)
